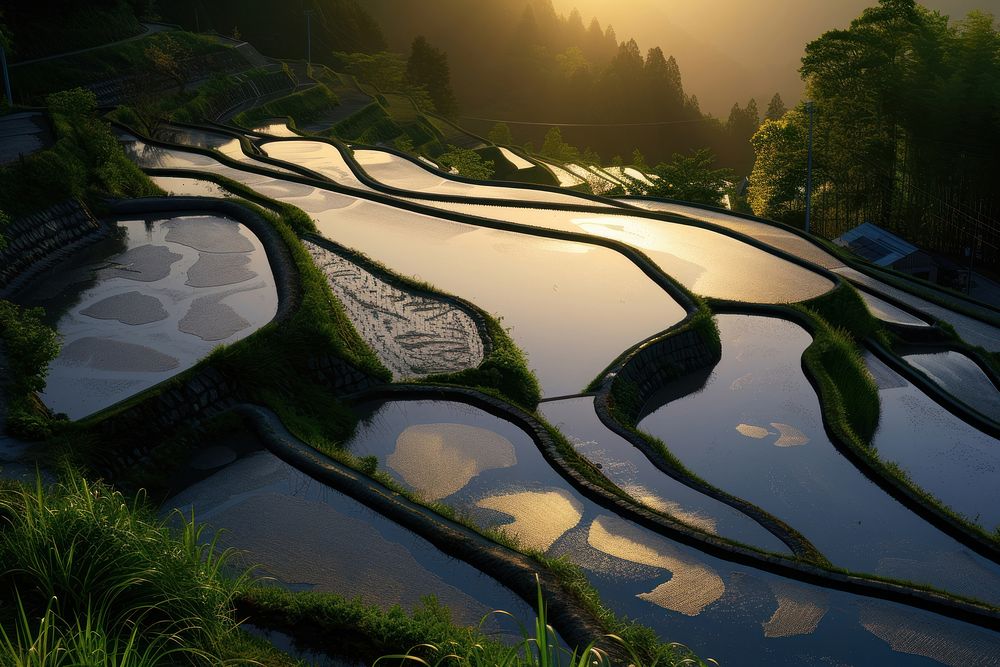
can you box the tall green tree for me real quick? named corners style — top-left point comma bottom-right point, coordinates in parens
top-left (406, 36), bottom-right (458, 116)
top-left (649, 148), bottom-right (734, 206)
top-left (765, 93), bottom-right (787, 121)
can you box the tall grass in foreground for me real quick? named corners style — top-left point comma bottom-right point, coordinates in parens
top-left (0, 473), bottom-right (255, 665)
top-left (374, 578), bottom-right (710, 667)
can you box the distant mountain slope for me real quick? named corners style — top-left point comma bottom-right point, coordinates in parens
top-left (156, 0), bottom-right (385, 59)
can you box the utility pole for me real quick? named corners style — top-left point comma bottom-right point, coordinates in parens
top-left (805, 100), bottom-right (815, 235)
top-left (304, 9), bottom-right (313, 65)
top-left (0, 35), bottom-right (11, 106)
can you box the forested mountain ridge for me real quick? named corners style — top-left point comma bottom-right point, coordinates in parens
top-left (156, 0), bottom-right (385, 59)
top-left (364, 0), bottom-right (769, 172)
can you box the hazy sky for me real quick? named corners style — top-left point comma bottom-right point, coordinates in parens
top-left (552, 0), bottom-right (995, 116)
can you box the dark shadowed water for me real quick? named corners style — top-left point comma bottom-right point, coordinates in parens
top-left (637, 315), bottom-right (1000, 602)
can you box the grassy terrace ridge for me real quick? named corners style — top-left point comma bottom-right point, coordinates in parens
top-left (0, 165), bottom-right (704, 667)
top-left (708, 285), bottom-right (1000, 556)
top-left (9, 32), bottom-right (231, 106)
top-left (36, 160), bottom-right (709, 662)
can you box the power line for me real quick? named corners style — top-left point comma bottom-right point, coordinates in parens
top-left (459, 116), bottom-right (716, 128)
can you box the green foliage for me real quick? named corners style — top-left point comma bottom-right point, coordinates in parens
top-left (0, 209), bottom-right (8, 251)
top-left (334, 51), bottom-right (407, 92)
top-left (0, 88), bottom-right (159, 217)
top-left (232, 85), bottom-right (339, 129)
top-left (436, 144), bottom-right (495, 180)
top-left (488, 122), bottom-right (515, 146)
top-left (752, 0), bottom-right (1000, 264)
top-left (765, 92), bottom-right (787, 121)
top-left (747, 111), bottom-right (808, 223)
top-left (0, 301), bottom-right (60, 439)
top-left (332, 102), bottom-right (402, 143)
top-left (0, 472), bottom-right (257, 664)
top-left (793, 287), bottom-right (882, 443)
top-left (0, 302), bottom-right (58, 396)
top-left (10, 32), bottom-right (226, 105)
top-left (423, 315), bottom-right (540, 410)
top-left (407, 36), bottom-right (457, 116)
top-left (540, 127), bottom-right (580, 163)
top-left (144, 34), bottom-right (191, 90)
top-left (647, 148), bottom-right (734, 206)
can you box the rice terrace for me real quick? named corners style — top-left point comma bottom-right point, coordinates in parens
top-left (1, 0), bottom-right (1000, 665)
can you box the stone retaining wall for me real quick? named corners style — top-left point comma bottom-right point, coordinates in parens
top-left (610, 325), bottom-right (717, 420)
top-left (0, 199), bottom-right (106, 298)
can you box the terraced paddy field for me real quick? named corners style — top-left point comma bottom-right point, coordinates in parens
top-left (18, 214), bottom-right (277, 418)
top-left (344, 398), bottom-right (1000, 665)
top-left (637, 315), bottom-right (1000, 599)
top-left (79, 123), bottom-right (1000, 665)
top-left (865, 351), bottom-right (1000, 529)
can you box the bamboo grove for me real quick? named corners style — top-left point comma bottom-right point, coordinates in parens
top-left (749, 0), bottom-right (1000, 271)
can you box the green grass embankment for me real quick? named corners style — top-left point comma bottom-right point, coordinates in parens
top-left (0, 471), bottom-right (295, 665)
top-left (792, 283), bottom-right (1000, 548)
top-left (0, 89), bottom-right (161, 218)
top-left (10, 32), bottom-right (229, 105)
top-left (231, 85), bottom-right (340, 129)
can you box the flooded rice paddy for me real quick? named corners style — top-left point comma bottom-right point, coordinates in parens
top-left (628, 200), bottom-right (845, 271)
top-left (538, 396), bottom-right (788, 553)
top-left (498, 147), bottom-right (534, 170)
top-left (344, 398), bottom-right (1000, 666)
top-left (402, 202), bottom-right (834, 302)
top-left (165, 445), bottom-right (533, 633)
top-left (304, 240), bottom-right (485, 379)
top-left (865, 351), bottom-right (1000, 528)
top-left (637, 315), bottom-right (1000, 601)
top-left (837, 267), bottom-right (1000, 352)
top-left (313, 201), bottom-right (686, 396)
top-left (24, 215), bottom-right (276, 418)
top-left (109, 128), bottom-right (1000, 665)
top-left (127, 139), bottom-right (686, 395)
top-left (902, 349), bottom-right (1000, 417)
top-left (859, 289), bottom-right (931, 327)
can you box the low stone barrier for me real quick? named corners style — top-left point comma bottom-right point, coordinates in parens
top-left (0, 199), bottom-right (106, 298)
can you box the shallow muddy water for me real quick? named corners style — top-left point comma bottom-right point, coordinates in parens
top-left (22, 216), bottom-right (276, 418)
top-left (304, 240), bottom-right (485, 379)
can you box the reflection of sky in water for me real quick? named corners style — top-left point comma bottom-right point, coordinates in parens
top-left (164, 450), bottom-right (533, 632)
top-left (640, 315), bottom-right (1000, 603)
top-left (352, 146), bottom-right (590, 205)
top-left (630, 199), bottom-right (845, 271)
top-left (903, 350), bottom-right (1000, 418)
top-left (343, 399), bottom-right (1000, 665)
top-left (867, 351), bottom-right (1000, 529)
top-left (25, 217), bottom-right (277, 418)
top-left (124, 134), bottom-right (685, 396)
top-left (392, 203), bottom-right (834, 303)
top-left (121, 134), bottom-right (1000, 666)
top-left (859, 290), bottom-right (930, 327)
top-left (540, 396), bottom-right (787, 553)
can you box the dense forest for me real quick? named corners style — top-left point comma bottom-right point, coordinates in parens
top-left (750, 0), bottom-right (1000, 270)
top-left (365, 0), bottom-right (770, 172)
top-left (153, 0), bottom-right (769, 173)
